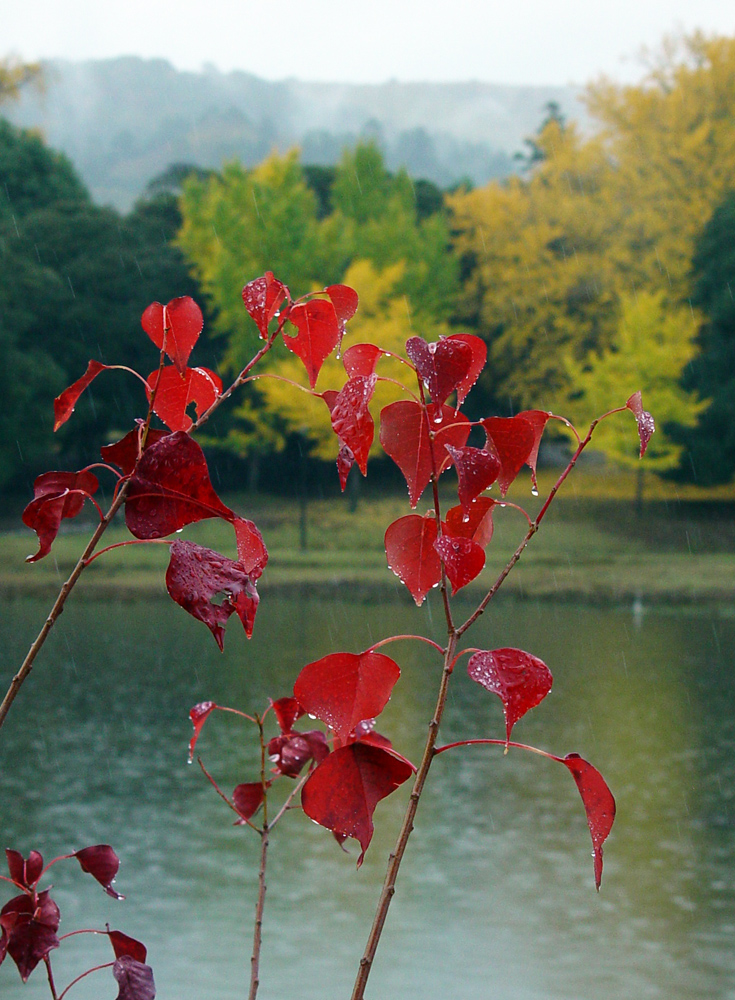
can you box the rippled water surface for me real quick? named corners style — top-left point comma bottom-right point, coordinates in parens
top-left (1, 592), bottom-right (734, 1000)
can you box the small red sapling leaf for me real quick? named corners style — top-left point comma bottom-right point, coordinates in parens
top-left (518, 409), bottom-right (551, 492)
top-left (113, 954), bottom-right (156, 1000)
top-left (326, 283), bottom-right (359, 343)
top-left (1, 889), bottom-right (60, 982)
top-left (330, 374), bottom-right (377, 478)
top-left (146, 365), bottom-right (222, 433)
top-left (242, 272), bottom-right (289, 339)
top-left (294, 651), bottom-right (400, 741)
top-left (232, 783), bottom-right (265, 822)
top-left (53, 359), bottom-right (109, 431)
top-left (108, 929), bottom-right (148, 963)
top-left (188, 701), bottom-right (217, 760)
top-left (444, 498), bottom-right (497, 549)
top-left (336, 444), bottom-right (356, 491)
top-left (75, 844), bottom-right (123, 899)
top-left (626, 391), bottom-right (655, 457)
top-left (482, 415), bottom-right (535, 496)
top-left (267, 730), bottom-right (329, 778)
top-left (385, 513), bottom-right (442, 605)
top-left (434, 534), bottom-right (485, 594)
top-left (101, 424), bottom-right (168, 475)
top-left (468, 648), bottom-right (553, 745)
top-left (141, 296), bottom-right (203, 373)
top-left (342, 343), bottom-right (387, 378)
top-left (445, 444), bottom-right (500, 514)
top-left (301, 743), bottom-right (415, 866)
top-left (283, 299), bottom-right (340, 388)
top-left (270, 697), bottom-right (304, 734)
top-left (23, 470), bottom-right (100, 562)
top-left (562, 753), bottom-right (616, 890)
top-left (405, 336), bottom-right (473, 406)
top-left (233, 518), bottom-right (268, 579)
top-left (5, 850), bottom-right (43, 890)
top-left (166, 540), bottom-right (259, 649)
top-left (447, 333), bottom-right (487, 406)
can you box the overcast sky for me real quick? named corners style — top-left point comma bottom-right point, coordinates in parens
top-left (5, 0), bottom-right (735, 86)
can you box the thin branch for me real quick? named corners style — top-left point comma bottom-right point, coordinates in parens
top-left (44, 955), bottom-right (59, 1000)
top-left (365, 634), bottom-right (445, 656)
top-left (197, 758), bottom-right (259, 831)
top-left (268, 772), bottom-right (310, 829)
top-left (57, 962), bottom-right (114, 1000)
top-left (433, 738), bottom-right (559, 762)
top-left (249, 715), bottom-right (270, 1000)
top-left (83, 538), bottom-right (172, 566)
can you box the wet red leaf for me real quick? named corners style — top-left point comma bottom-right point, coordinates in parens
top-left (325, 283), bottom-right (359, 345)
top-left (141, 296), bottom-right (203, 374)
top-left (232, 783), bottom-right (265, 822)
top-left (468, 648), bottom-right (553, 746)
top-left (445, 444), bottom-right (500, 513)
top-left (447, 333), bottom-right (486, 406)
top-left (108, 929), bottom-right (147, 964)
top-left (242, 272), bottom-right (289, 339)
top-left (562, 753), bottom-right (616, 890)
top-left (342, 343), bottom-right (387, 378)
top-left (270, 697), bottom-right (304, 734)
top-left (434, 534), bottom-right (485, 594)
top-left (301, 743), bottom-right (415, 866)
top-left (443, 498), bottom-right (497, 549)
top-left (294, 651), bottom-right (400, 741)
top-left (5, 851), bottom-right (43, 890)
top-left (481, 415), bottom-right (535, 496)
top-left (283, 299), bottom-right (340, 388)
top-left (233, 518), bottom-right (268, 579)
top-left (146, 366), bottom-right (222, 433)
top-left (53, 360), bottom-right (109, 431)
top-left (100, 424), bottom-right (168, 475)
top-left (405, 336), bottom-right (473, 406)
top-left (75, 845), bottom-right (123, 899)
top-left (380, 400), bottom-right (470, 507)
top-left (188, 701), bottom-right (217, 761)
top-left (22, 470), bottom-right (99, 563)
top-left (165, 540), bottom-right (259, 650)
top-left (626, 391), bottom-right (655, 457)
top-left (113, 954), bottom-right (156, 1000)
top-left (518, 409), bottom-right (551, 492)
top-left (385, 513), bottom-right (442, 605)
top-left (330, 374), bottom-right (377, 478)
top-left (1, 890), bottom-right (59, 982)
top-left (267, 730), bottom-right (329, 778)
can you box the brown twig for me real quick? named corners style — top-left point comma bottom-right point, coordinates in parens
top-left (249, 716), bottom-right (269, 1000)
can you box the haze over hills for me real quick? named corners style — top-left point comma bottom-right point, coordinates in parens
top-left (3, 57), bottom-right (587, 209)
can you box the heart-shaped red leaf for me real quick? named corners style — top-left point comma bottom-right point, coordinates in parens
top-left (165, 540), bottom-right (259, 650)
top-left (53, 360), bottom-right (109, 431)
top-left (232, 782), bottom-right (265, 822)
top-left (380, 400), bottom-right (470, 507)
top-left (626, 391), bottom-right (655, 457)
top-left (447, 333), bottom-right (486, 406)
top-left (125, 432), bottom-right (233, 539)
top-left (188, 701), bottom-right (217, 761)
top-left (101, 424), bottom-right (168, 475)
top-left (75, 845), bottom-right (123, 899)
top-left (434, 534), bottom-right (485, 594)
top-left (518, 409), bottom-right (551, 492)
top-left (267, 730), bottom-right (329, 778)
top-left (142, 296), bottom-right (203, 374)
top-left (5, 850), bottom-right (43, 890)
top-left (113, 955), bottom-right (156, 1000)
top-left (481, 415), bottom-right (535, 496)
top-left (330, 374), bottom-right (377, 478)
top-left (283, 299), bottom-right (340, 388)
top-left (342, 343), bottom-right (387, 378)
top-left (443, 498), bottom-right (497, 549)
top-left (242, 272), bottom-right (289, 339)
top-left (326, 284), bottom-right (359, 344)
top-left (270, 697), bottom-right (304, 734)
top-left (562, 753), bottom-right (616, 890)
top-left (301, 743), bottom-right (415, 866)
top-left (468, 648), bottom-right (553, 745)
top-left (146, 366), bottom-right (222, 433)
top-left (405, 336), bottom-right (473, 406)
top-left (108, 929), bottom-right (147, 964)
top-left (1, 890), bottom-right (59, 982)
top-left (385, 513), bottom-right (442, 605)
top-left (294, 651), bottom-right (400, 742)
top-left (233, 518), bottom-right (268, 579)
top-left (445, 444), bottom-right (500, 513)
top-left (23, 470), bottom-right (99, 563)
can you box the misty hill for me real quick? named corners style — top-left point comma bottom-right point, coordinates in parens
top-left (4, 57), bottom-right (587, 210)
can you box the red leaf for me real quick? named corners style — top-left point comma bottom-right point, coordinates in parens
top-left (468, 648), bottom-right (553, 745)
top-left (336, 444), bottom-right (356, 491)
top-left (232, 783), bottom-right (265, 822)
top-left (141, 296), bottom-right (203, 374)
top-left (5, 850), bottom-right (43, 890)
top-left (113, 954), bottom-right (156, 1000)
top-left (294, 651), bottom-right (400, 742)
top-left (434, 535), bottom-right (485, 594)
top-left (445, 444), bottom-right (500, 514)
top-left (108, 929), bottom-right (147, 964)
top-left (165, 540), bottom-right (259, 650)
top-left (330, 374), bottom-right (377, 478)
top-left (146, 366), bottom-right (222, 433)
top-left (342, 343), bottom-right (387, 378)
top-left (125, 432), bottom-right (234, 539)
top-left (53, 360), bottom-right (109, 431)
top-left (233, 518), bottom-right (268, 579)
top-left (447, 333), bottom-right (486, 406)
top-left (242, 272), bottom-right (289, 339)
top-left (301, 743), bottom-right (415, 866)
top-left (562, 753), bottom-right (616, 890)
top-left (267, 730), bottom-right (329, 778)
top-left (75, 845), bottom-right (123, 899)
top-left (481, 415), bottom-right (535, 496)
top-left (405, 336), bottom-right (473, 406)
top-left (384, 513), bottom-right (442, 605)
top-left (283, 299), bottom-right (340, 388)
top-left (326, 283), bottom-right (359, 344)
top-left (444, 498), bottom-right (497, 549)
top-left (518, 409), bottom-right (551, 492)
top-left (22, 470), bottom-right (99, 563)
top-left (270, 697), bottom-right (304, 734)
top-left (626, 391), bottom-right (655, 457)
top-left (101, 424), bottom-right (168, 475)
top-left (1, 890), bottom-right (59, 982)
top-left (188, 701), bottom-right (217, 761)
top-left (380, 400), bottom-right (470, 507)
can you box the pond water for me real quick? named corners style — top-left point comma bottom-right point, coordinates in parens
top-left (1, 591), bottom-right (734, 1000)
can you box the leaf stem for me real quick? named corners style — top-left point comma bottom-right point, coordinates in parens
top-left (83, 538), bottom-right (172, 566)
top-left (365, 634), bottom-right (445, 656)
top-left (249, 716), bottom-right (269, 1000)
top-left (44, 955), bottom-right (59, 1000)
top-left (433, 738), bottom-right (560, 762)
top-left (57, 962), bottom-right (114, 1000)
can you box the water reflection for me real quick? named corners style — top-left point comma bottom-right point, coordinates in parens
top-left (0, 595), bottom-right (733, 999)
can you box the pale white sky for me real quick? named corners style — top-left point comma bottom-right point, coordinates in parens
top-left (5, 0), bottom-right (735, 86)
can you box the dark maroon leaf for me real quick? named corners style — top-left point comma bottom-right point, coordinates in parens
top-left (113, 954), bottom-right (156, 1000)
top-left (385, 513), bottom-right (442, 605)
top-left (5, 850), bottom-right (43, 890)
top-left (283, 299), bottom-right (340, 388)
top-left (22, 470), bottom-right (99, 563)
top-left (75, 845), bottom-right (122, 899)
top-left (468, 648), bottom-right (553, 745)
top-left (101, 424), bottom-right (168, 475)
top-left (188, 701), bottom-right (217, 761)
top-left (294, 651), bottom-right (400, 741)
top-left (443, 498), bottom-right (497, 549)
top-left (330, 374), bottom-right (377, 477)
top-left (518, 409), bottom-right (551, 492)
top-left (380, 400), bottom-right (470, 507)
top-left (53, 360), bottom-right (109, 431)
top-left (1, 890), bottom-right (59, 982)
top-left (270, 697), bottom-right (304, 734)
top-left (233, 518), bottom-right (268, 579)
top-left (626, 391), bottom-right (655, 457)
top-left (301, 743), bottom-right (415, 866)
top-left (434, 534), bottom-right (485, 594)
top-left (125, 432), bottom-right (233, 539)
top-left (405, 336), bottom-right (473, 406)
top-left (165, 540), bottom-right (259, 650)
top-left (108, 929), bottom-right (147, 963)
top-left (342, 343), bottom-right (387, 378)
top-left (242, 272), bottom-right (289, 339)
top-left (447, 333), bottom-right (487, 406)
top-left (232, 783), bottom-right (265, 823)
top-left (146, 366), bottom-right (222, 433)
top-left (141, 296), bottom-right (203, 374)
top-left (267, 730), bottom-right (329, 778)
top-left (445, 444), bottom-right (500, 514)
top-left (562, 753), bottom-right (616, 890)
top-left (481, 415), bottom-right (535, 496)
